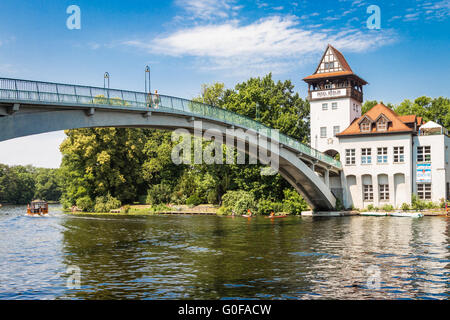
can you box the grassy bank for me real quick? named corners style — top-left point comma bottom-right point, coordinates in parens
top-left (64, 204), bottom-right (219, 216)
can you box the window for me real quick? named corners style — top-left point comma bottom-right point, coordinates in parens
top-left (417, 183), bottom-right (431, 200)
top-left (377, 147), bottom-right (388, 163)
top-left (324, 62), bottom-right (335, 70)
top-left (333, 126), bottom-right (340, 136)
top-left (360, 120), bottom-right (371, 132)
top-left (417, 146), bottom-right (431, 162)
top-left (364, 184), bottom-right (374, 201)
top-left (377, 117), bottom-right (388, 131)
top-left (393, 147), bottom-right (405, 163)
top-left (361, 148), bottom-right (372, 164)
top-left (345, 149), bottom-right (356, 165)
top-left (320, 127), bottom-right (327, 138)
top-left (332, 102), bottom-right (338, 110)
top-left (322, 103), bottom-right (328, 111)
top-left (379, 184), bottom-right (389, 200)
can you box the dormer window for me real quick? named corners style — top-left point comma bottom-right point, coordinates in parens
top-left (376, 115), bottom-right (389, 131)
top-left (360, 119), bottom-right (371, 132)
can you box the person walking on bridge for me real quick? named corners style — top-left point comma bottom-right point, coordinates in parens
top-left (152, 90), bottom-right (160, 109)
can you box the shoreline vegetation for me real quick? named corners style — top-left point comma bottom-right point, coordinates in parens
top-left (1, 76), bottom-right (449, 217)
top-left (61, 203), bottom-right (449, 217)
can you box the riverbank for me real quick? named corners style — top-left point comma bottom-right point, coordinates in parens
top-left (63, 204), bottom-right (449, 217)
top-left (65, 204), bottom-right (220, 216)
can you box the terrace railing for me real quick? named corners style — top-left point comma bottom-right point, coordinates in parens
top-left (0, 77), bottom-right (342, 169)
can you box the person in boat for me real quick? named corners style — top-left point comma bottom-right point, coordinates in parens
top-left (247, 209), bottom-right (252, 216)
top-left (270, 211), bottom-right (275, 217)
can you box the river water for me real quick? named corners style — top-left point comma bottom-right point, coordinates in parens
top-left (0, 205), bottom-right (448, 300)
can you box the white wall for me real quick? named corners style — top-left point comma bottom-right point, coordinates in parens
top-left (338, 134), bottom-right (412, 209)
top-left (310, 97), bottom-right (361, 153)
top-left (413, 135), bottom-right (448, 203)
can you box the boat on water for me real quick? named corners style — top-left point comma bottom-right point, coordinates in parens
top-left (27, 200), bottom-right (48, 216)
top-left (360, 212), bottom-right (387, 216)
top-left (389, 211), bottom-right (424, 218)
top-left (265, 215), bottom-right (288, 219)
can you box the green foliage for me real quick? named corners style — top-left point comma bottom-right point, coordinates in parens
top-left (257, 199), bottom-right (284, 215)
top-left (0, 164), bottom-right (62, 204)
top-left (394, 96), bottom-right (450, 129)
top-left (335, 198), bottom-right (344, 211)
top-left (282, 189), bottom-right (308, 215)
top-left (367, 204), bottom-right (377, 211)
top-left (207, 190), bottom-right (218, 204)
top-left (381, 204), bottom-right (394, 212)
top-left (76, 196), bottom-right (95, 212)
top-left (221, 190), bottom-right (256, 215)
top-left (94, 194), bottom-right (121, 213)
top-left (186, 194), bottom-right (202, 206)
top-left (146, 182), bottom-right (172, 205)
top-left (401, 203), bottom-right (410, 211)
top-left (411, 194), bottom-right (426, 211)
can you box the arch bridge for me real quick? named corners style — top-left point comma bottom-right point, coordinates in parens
top-left (0, 77), bottom-right (343, 210)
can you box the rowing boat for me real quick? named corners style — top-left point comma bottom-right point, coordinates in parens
top-left (360, 212), bottom-right (387, 216)
top-left (265, 215), bottom-right (287, 219)
top-left (389, 212), bottom-right (424, 218)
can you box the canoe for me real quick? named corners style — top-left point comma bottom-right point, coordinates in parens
top-left (265, 215), bottom-right (288, 219)
top-left (389, 212), bottom-right (424, 218)
top-left (242, 215), bottom-right (253, 218)
top-left (360, 212), bottom-right (387, 216)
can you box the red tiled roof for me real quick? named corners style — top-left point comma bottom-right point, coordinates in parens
top-left (302, 45), bottom-right (367, 84)
top-left (397, 115), bottom-right (416, 123)
top-left (337, 103), bottom-right (415, 137)
top-left (303, 70), bottom-right (354, 80)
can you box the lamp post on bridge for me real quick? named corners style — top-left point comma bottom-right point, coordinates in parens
top-left (145, 66), bottom-right (151, 94)
top-left (104, 72), bottom-right (110, 89)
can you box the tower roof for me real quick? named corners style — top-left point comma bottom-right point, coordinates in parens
top-left (303, 44), bottom-right (367, 84)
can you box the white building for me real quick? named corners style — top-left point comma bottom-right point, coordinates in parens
top-left (304, 45), bottom-right (450, 209)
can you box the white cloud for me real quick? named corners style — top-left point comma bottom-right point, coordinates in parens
top-left (176, 0), bottom-right (240, 20)
top-left (422, 0), bottom-right (450, 20)
top-left (124, 15), bottom-right (396, 75)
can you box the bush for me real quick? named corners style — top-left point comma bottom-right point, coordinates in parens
top-left (221, 190), bottom-right (256, 215)
top-left (367, 204), bottom-right (377, 211)
top-left (76, 196), bottom-right (94, 212)
top-left (411, 194), bottom-right (426, 211)
top-left (257, 199), bottom-right (284, 215)
top-left (207, 190), bottom-right (218, 205)
top-left (146, 183), bottom-right (172, 205)
top-left (381, 204), bottom-right (394, 212)
top-left (282, 189), bottom-right (308, 215)
top-left (401, 203), bottom-right (410, 211)
top-left (186, 194), bottom-right (202, 206)
top-left (217, 206), bottom-right (230, 216)
top-left (440, 198), bottom-right (447, 209)
top-left (94, 194), bottom-right (121, 213)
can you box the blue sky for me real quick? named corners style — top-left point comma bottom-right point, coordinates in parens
top-left (0, 0), bottom-right (449, 168)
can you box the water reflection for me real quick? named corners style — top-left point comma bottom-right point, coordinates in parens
top-left (0, 205), bottom-right (448, 299)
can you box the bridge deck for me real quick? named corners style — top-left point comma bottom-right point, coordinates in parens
top-left (0, 77), bottom-right (342, 170)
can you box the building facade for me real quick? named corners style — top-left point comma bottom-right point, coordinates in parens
top-left (304, 45), bottom-right (450, 209)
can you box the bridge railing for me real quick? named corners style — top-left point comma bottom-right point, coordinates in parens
top-left (0, 77), bottom-right (342, 169)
